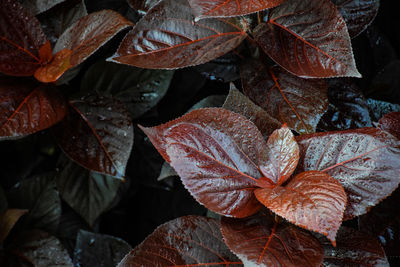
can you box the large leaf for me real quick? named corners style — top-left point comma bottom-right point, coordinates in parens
top-left (56, 156), bottom-right (121, 226)
top-left (140, 108), bottom-right (269, 217)
top-left (255, 171), bottom-right (346, 245)
top-left (0, 78), bottom-right (67, 141)
top-left (378, 112), bottom-right (400, 140)
top-left (221, 212), bottom-right (324, 267)
top-left (110, 0), bottom-right (247, 69)
top-left (0, 209), bottom-right (28, 243)
top-left (331, 0), bottom-right (380, 38)
top-left (0, 0), bottom-right (47, 76)
top-left (296, 127), bottom-right (400, 220)
top-left (117, 216), bottom-right (242, 266)
top-left (241, 61), bottom-right (328, 134)
top-left (53, 95), bottom-right (133, 178)
top-left (187, 0), bottom-right (286, 19)
top-left (254, 0), bottom-right (361, 78)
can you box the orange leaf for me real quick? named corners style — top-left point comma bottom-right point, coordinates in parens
top-left (34, 49), bottom-right (72, 83)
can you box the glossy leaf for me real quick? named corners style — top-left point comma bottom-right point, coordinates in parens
top-left (378, 112), bottom-right (400, 140)
top-left (127, 0), bottom-right (160, 13)
top-left (118, 216), bottom-right (242, 266)
top-left (53, 95), bottom-right (133, 178)
top-left (189, 94), bottom-right (226, 111)
top-left (331, 0), bottom-right (380, 38)
top-left (53, 10), bottom-right (133, 68)
top-left (0, 209), bottom-right (28, 243)
top-left (22, 0), bottom-right (67, 15)
top-left (187, 0), bottom-right (286, 19)
top-left (0, 0), bottom-right (47, 76)
top-left (0, 78), bottom-right (67, 141)
top-left (255, 171), bottom-right (346, 245)
top-left (320, 226), bottom-right (389, 266)
top-left (254, 0), bottom-right (361, 78)
top-left (221, 212), bottom-right (324, 267)
top-left (222, 85), bottom-right (281, 138)
top-left (34, 48), bottom-right (72, 83)
top-left (296, 127), bottom-right (400, 220)
top-left (140, 108), bottom-right (269, 217)
top-left (110, 0), bottom-right (247, 69)
top-left (193, 52), bottom-right (241, 82)
top-left (241, 61), bottom-right (328, 134)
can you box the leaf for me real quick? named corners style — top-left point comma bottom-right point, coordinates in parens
top-left (127, 0), bottom-right (160, 13)
top-left (0, 78), bottom-right (67, 141)
top-left (21, 0), bottom-right (67, 15)
top-left (80, 60), bottom-right (174, 119)
top-left (331, 0), bottom-right (380, 38)
top-left (296, 127), bottom-right (400, 220)
top-left (221, 212), bottom-right (324, 267)
top-left (377, 112), bottom-right (400, 140)
top-left (34, 48), bottom-right (72, 83)
top-left (254, 0), bottom-right (361, 78)
top-left (117, 216), bottom-right (242, 266)
top-left (193, 52), bottom-right (241, 82)
top-left (320, 226), bottom-right (389, 266)
top-left (140, 108), bottom-right (269, 217)
top-left (53, 95), bottom-right (134, 178)
top-left (73, 230), bottom-right (132, 267)
top-left (223, 85), bottom-right (281, 139)
top-left (53, 10), bottom-right (133, 68)
top-left (110, 0), bottom-right (247, 69)
top-left (366, 98), bottom-right (400, 122)
top-left (0, 209), bottom-right (28, 243)
top-left (56, 156), bottom-right (121, 226)
top-left (187, 0), bottom-right (286, 19)
top-left (7, 173), bottom-right (61, 232)
top-left (241, 61), bottom-right (328, 134)
top-left (255, 171), bottom-right (346, 245)
top-left (0, 0), bottom-right (48, 76)
top-left (188, 94), bottom-right (226, 112)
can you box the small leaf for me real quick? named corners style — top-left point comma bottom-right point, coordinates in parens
top-left (110, 0), bottom-right (247, 69)
top-left (34, 49), bottom-right (72, 83)
top-left (0, 78), bottom-right (67, 141)
top-left (221, 212), bottom-right (324, 267)
top-left (140, 108), bottom-right (269, 217)
top-left (22, 0), bottom-right (67, 15)
top-left (378, 112), bottom-right (400, 140)
top-left (187, 0), bottom-right (286, 19)
top-left (241, 61), bottom-right (328, 134)
top-left (53, 95), bottom-right (133, 178)
top-left (297, 127), bottom-right (400, 220)
top-left (117, 216), bottom-right (242, 266)
top-left (254, 0), bottom-right (361, 78)
top-left (0, 209), bottom-right (28, 243)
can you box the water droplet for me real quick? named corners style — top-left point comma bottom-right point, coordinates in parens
top-left (89, 238), bottom-right (95, 245)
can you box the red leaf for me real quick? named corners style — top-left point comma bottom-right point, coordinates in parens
top-left (378, 112), bottom-right (400, 140)
top-left (34, 49), bottom-right (72, 83)
top-left (0, 78), bottom-right (67, 140)
top-left (53, 10), bottom-right (133, 68)
top-left (255, 171), bottom-right (346, 245)
top-left (187, 0), bottom-right (287, 19)
top-left (254, 0), bottom-right (361, 78)
top-left (0, 0), bottom-right (47, 76)
top-left (110, 0), bottom-right (247, 69)
top-left (140, 108), bottom-right (269, 217)
top-left (221, 212), bottom-right (324, 267)
top-left (331, 0), bottom-right (380, 38)
top-left (241, 61), bottom-right (328, 134)
top-left (118, 216), bottom-right (242, 266)
top-left (0, 209), bottom-right (28, 243)
top-left (38, 40), bottom-right (53, 64)
top-left (296, 127), bottom-right (400, 220)
top-left (53, 95), bottom-right (134, 179)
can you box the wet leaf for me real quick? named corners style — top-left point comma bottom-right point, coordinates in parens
top-left (0, 78), bottom-right (67, 141)
top-left (366, 98), bottom-right (400, 122)
top-left (73, 230), bottom-right (132, 267)
top-left (21, 0), bottom-right (66, 15)
top-left (241, 61), bottom-right (328, 134)
top-left (221, 212), bottom-right (324, 267)
top-left (140, 108), bottom-right (269, 217)
top-left (157, 162), bottom-right (178, 182)
top-left (296, 127), bottom-right (400, 220)
top-left (188, 94), bottom-right (226, 112)
top-left (378, 112), bottom-right (400, 140)
top-left (117, 216), bottom-right (242, 266)
top-left (34, 48), bottom-right (72, 83)
top-left (331, 0), bottom-right (380, 38)
top-left (53, 95), bottom-right (133, 178)
top-left (254, 0), bottom-right (360, 78)
top-left (110, 0), bottom-right (247, 69)
top-left (0, 209), bottom-right (28, 243)
top-left (0, 0), bottom-right (47, 76)
top-left (127, 0), bottom-right (160, 13)
top-left (193, 52), bottom-right (241, 82)
top-left (56, 156), bottom-right (121, 226)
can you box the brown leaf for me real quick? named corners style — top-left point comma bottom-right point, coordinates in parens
top-left (34, 49), bottom-right (72, 83)
top-left (0, 209), bottom-right (28, 243)
top-left (378, 112), bottom-right (400, 140)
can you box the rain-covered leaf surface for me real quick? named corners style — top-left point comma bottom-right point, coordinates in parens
top-left (127, 0), bottom-right (160, 13)
top-left (0, 209), bottom-right (28, 243)
top-left (366, 98), bottom-right (400, 122)
top-left (34, 48), bottom-right (72, 83)
top-left (254, 0), bottom-right (360, 78)
top-left (140, 108), bottom-right (268, 217)
top-left (117, 216), bottom-right (242, 266)
top-left (221, 212), bottom-right (324, 267)
top-left (53, 95), bottom-right (133, 178)
top-left (296, 127), bottom-right (400, 220)
top-left (378, 112), bottom-right (400, 139)
top-left (110, 0), bottom-right (247, 69)
top-left (21, 0), bottom-right (66, 15)
top-left (0, 78), bottom-right (67, 141)
top-left (241, 61), bottom-right (328, 134)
